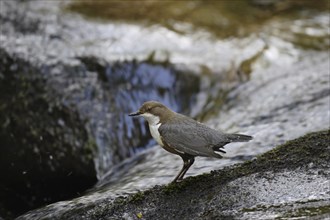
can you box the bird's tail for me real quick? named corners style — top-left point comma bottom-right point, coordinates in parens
top-left (226, 133), bottom-right (253, 142)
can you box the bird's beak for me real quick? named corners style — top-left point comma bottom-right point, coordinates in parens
top-left (128, 111), bottom-right (141, 116)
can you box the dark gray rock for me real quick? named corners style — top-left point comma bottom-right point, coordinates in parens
top-left (17, 130), bottom-right (330, 219)
top-left (0, 49), bottom-right (97, 219)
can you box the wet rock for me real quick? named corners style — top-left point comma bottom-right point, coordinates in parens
top-left (210, 51), bottom-right (329, 157)
top-left (0, 50), bottom-right (97, 219)
top-left (17, 130), bottom-right (330, 219)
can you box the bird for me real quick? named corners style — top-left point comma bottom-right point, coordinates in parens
top-left (129, 101), bottom-right (252, 183)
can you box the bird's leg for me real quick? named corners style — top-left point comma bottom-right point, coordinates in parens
top-left (176, 157), bottom-right (195, 182)
top-left (172, 157), bottom-right (195, 183)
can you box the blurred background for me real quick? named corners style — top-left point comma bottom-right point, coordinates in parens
top-left (0, 0), bottom-right (329, 219)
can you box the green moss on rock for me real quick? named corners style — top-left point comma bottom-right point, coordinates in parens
top-left (91, 130), bottom-right (330, 219)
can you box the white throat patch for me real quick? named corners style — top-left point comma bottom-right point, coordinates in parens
top-left (141, 113), bottom-right (163, 146)
top-left (141, 113), bottom-right (159, 125)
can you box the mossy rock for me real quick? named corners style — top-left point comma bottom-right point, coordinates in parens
top-left (26, 130), bottom-right (329, 220)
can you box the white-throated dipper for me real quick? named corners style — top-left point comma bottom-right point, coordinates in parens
top-left (129, 101), bottom-right (252, 183)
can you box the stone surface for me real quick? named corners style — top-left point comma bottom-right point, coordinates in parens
top-left (17, 130), bottom-right (330, 219)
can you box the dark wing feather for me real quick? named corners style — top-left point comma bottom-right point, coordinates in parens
top-left (159, 115), bottom-right (227, 158)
